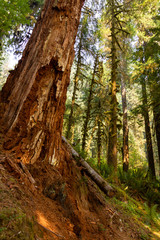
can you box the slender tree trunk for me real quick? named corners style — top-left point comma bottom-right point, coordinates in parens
top-left (141, 76), bottom-right (156, 178)
top-left (86, 122), bottom-right (97, 153)
top-left (71, 121), bottom-right (75, 144)
top-left (97, 99), bottom-right (102, 166)
top-left (82, 55), bottom-right (98, 151)
top-left (153, 108), bottom-right (160, 165)
top-left (107, 0), bottom-right (118, 171)
top-left (120, 58), bottom-right (129, 172)
top-left (148, 71), bottom-right (160, 174)
top-left (150, 82), bottom-right (160, 170)
top-left (97, 119), bottom-right (102, 166)
top-left (0, 0), bottom-right (84, 164)
top-left (66, 31), bottom-right (83, 140)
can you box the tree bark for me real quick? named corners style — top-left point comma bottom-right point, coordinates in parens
top-left (107, 0), bottom-right (118, 171)
top-left (141, 75), bottom-right (156, 178)
top-left (150, 81), bottom-right (160, 172)
top-left (120, 55), bottom-right (129, 172)
top-left (0, 0), bottom-right (84, 164)
top-left (153, 107), bottom-right (160, 166)
top-left (97, 119), bottom-right (102, 166)
top-left (62, 136), bottom-right (115, 197)
top-left (97, 100), bottom-right (102, 166)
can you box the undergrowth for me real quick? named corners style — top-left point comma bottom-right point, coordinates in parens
top-left (118, 167), bottom-right (160, 206)
top-left (84, 157), bottom-right (160, 237)
top-left (71, 147), bottom-right (160, 238)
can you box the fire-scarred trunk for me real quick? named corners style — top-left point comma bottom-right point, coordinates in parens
top-left (0, 0), bottom-right (84, 165)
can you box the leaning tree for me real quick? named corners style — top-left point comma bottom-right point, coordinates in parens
top-left (0, 0), bottom-right (85, 165)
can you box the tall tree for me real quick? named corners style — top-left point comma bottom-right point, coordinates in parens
top-left (120, 53), bottom-right (129, 172)
top-left (118, 0), bottom-right (131, 172)
top-left (89, 63), bottom-right (110, 165)
top-left (150, 75), bottom-right (160, 168)
top-left (140, 63), bottom-right (156, 178)
top-left (66, 29), bottom-right (83, 140)
top-left (66, 14), bottom-right (89, 140)
top-left (128, 0), bottom-right (159, 175)
top-left (107, 0), bottom-right (118, 171)
top-left (0, 0), bottom-right (84, 164)
top-left (146, 14), bottom-right (160, 172)
top-left (82, 55), bottom-right (98, 151)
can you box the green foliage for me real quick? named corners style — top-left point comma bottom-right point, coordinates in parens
top-left (0, 0), bottom-right (31, 39)
top-left (118, 167), bottom-right (160, 206)
top-left (97, 160), bottom-right (114, 180)
top-left (110, 186), bottom-right (160, 238)
top-left (143, 203), bottom-right (160, 227)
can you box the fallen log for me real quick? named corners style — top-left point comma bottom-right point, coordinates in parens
top-left (62, 136), bottom-right (115, 197)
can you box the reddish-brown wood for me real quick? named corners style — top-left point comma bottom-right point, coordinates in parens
top-left (0, 0), bottom-right (84, 164)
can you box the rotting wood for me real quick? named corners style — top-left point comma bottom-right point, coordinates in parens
top-left (20, 162), bottom-right (36, 185)
top-left (4, 157), bottom-right (37, 193)
top-left (62, 136), bottom-right (115, 197)
top-left (0, 0), bottom-right (85, 166)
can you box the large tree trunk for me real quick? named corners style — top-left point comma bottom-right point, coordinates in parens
top-left (0, 0), bottom-right (84, 165)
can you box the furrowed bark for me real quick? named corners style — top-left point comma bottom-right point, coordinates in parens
top-left (0, 0), bottom-right (84, 165)
top-left (62, 136), bottom-right (115, 197)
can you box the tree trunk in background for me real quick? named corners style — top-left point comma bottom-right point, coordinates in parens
top-left (153, 108), bottom-right (160, 167)
top-left (121, 76), bottom-right (129, 172)
top-left (107, 0), bottom-right (118, 171)
top-left (97, 119), bottom-right (102, 166)
top-left (150, 82), bottom-right (160, 173)
top-left (66, 31), bottom-right (83, 140)
top-left (97, 99), bottom-right (102, 166)
top-left (82, 55), bottom-right (98, 151)
top-left (120, 56), bottom-right (129, 172)
top-left (0, 0), bottom-right (84, 164)
top-left (141, 76), bottom-right (156, 178)
top-left (86, 124), bottom-right (96, 153)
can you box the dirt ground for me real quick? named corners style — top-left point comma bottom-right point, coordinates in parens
top-left (0, 149), bottom-right (154, 240)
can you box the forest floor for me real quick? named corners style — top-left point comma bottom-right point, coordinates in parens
top-left (0, 149), bottom-right (159, 240)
